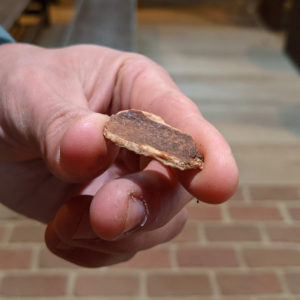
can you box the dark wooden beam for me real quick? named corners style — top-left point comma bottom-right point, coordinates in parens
top-left (286, 0), bottom-right (300, 70)
top-left (258, 0), bottom-right (285, 31)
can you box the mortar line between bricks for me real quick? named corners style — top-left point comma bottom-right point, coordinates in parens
top-left (278, 202), bottom-right (292, 224)
top-left (169, 244), bottom-right (178, 269)
top-left (0, 243), bottom-right (46, 249)
top-left (209, 270), bottom-right (220, 297)
top-left (139, 270), bottom-right (148, 299)
top-left (71, 297), bottom-right (140, 300)
top-left (145, 268), bottom-right (211, 275)
top-left (143, 296), bottom-right (216, 300)
top-left (2, 222), bottom-right (14, 244)
top-left (138, 297), bottom-right (213, 300)
top-left (220, 204), bottom-right (231, 223)
top-left (242, 184), bottom-right (252, 203)
top-left (66, 270), bottom-right (75, 297)
top-left (30, 245), bottom-right (41, 270)
top-left (198, 224), bottom-right (207, 245)
top-left (276, 268), bottom-right (291, 296)
top-left (235, 244), bottom-right (247, 269)
top-left (285, 202), bottom-right (300, 208)
top-left (0, 269), bottom-right (75, 276)
top-left (258, 221), bottom-right (270, 246)
top-left (178, 241), bottom-right (297, 248)
top-left (0, 297), bottom-right (215, 300)
top-left (0, 272), bottom-right (4, 293)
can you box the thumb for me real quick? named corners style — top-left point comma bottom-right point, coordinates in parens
top-left (0, 44), bottom-right (118, 182)
top-left (42, 111), bottom-right (118, 182)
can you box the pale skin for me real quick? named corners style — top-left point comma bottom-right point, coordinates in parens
top-left (0, 43), bottom-right (238, 267)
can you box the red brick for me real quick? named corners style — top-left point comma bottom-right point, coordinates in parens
top-left (249, 185), bottom-right (300, 201)
top-left (173, 221), bottom-right (199, 243)
top-left (10, 223), bottom-right (45, 243)
top-left (229, 205), bottom-right (282, 221)
top-left (286, 272), bottom-right (300, 294)
top-left (177, 246), bottom-right (238, 267)
top-left (229, 186), bottom-right (245, 201)
top-left (39, 248), bottom-right (77, 269)
top-left (205, 225), bottom-right (261, 242)
top-left (0, 248), bottom-right (31, 269)
top-left (187, 204), bottom-right (222, 221)
top-left (217, 272), bottom-right (282, 295)
top-left (244, 248), bottom-right (300, 267)
top-left (266, 226), bottom-right (300, 243)
top-left (147, 272), bottom-right (211, 296)
top-left (0, 274), bottom-right (67, 297)
top-left (288, 207), bottom-right (300, 220)
top-left (75, 273), bottom-right (139, 296)
top-left (115, 247), bottom-right (170, 269)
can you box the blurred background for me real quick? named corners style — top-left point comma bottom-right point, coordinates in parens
top-left (1, 0), bottom-right (300, 299)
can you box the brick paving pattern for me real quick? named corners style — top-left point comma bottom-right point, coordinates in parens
top-left (1, 1), bottom-right (300, 299)
top-left (1, 185), bottom-right (300, 299)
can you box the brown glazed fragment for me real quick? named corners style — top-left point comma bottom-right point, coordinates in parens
top-left (103, 110), bottom-right (204, 170)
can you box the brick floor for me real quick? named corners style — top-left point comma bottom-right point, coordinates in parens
top-left (249, 185), bottom-right (300, 201)
top-left (285, 272), bottom-right (300, 294)
top-left (177, 245), bottom-right (238, 268)
top-left (266, 225), bottom-right (300, 243)
top-left (74, 273), bottom-right (140, 296)
top-left (217, 272), bottom-right (282, 295)
top-left (228, 204), bottom-right (282, 221)
top-left (287, 207), bottom-right (300, 220)
top-left (204, 224), bottom-right (262, 242)
top-left (9, 222), bottom-right (45, 243)
top-left (115, 247), bottom-right (171, 269)
top-left (1, 184), bottom-right (300, 299)
top-left (147, 272), bottom-right (212, 297)
top-left (1, 1), bottom-right (300, 300)
top-left (0, 248), bottom-right (32, 269)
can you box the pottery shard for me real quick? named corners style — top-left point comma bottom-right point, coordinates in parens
top-left (103, 109), bottom-right (204, 170)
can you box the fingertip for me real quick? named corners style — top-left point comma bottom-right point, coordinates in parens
top-left (58, 113), bottom-right (118, 182)
top-left (89, 180), bottom-right (129, 241)
top-left (172, 118), bottom-right (239, 205)
top-left (176, 149), bottom-right (239, 204)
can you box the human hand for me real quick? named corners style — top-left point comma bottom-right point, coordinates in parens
top-left (0, 43), bottom-right (238, 267)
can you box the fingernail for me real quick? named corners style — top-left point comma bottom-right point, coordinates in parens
top-left (124, 195), bottom-right (147, 233)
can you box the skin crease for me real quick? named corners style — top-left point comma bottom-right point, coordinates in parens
top-left (0, 43), bottom-right (239, 267)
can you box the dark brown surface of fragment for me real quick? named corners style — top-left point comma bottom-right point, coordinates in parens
top-left (105, 110), bottom-right (203, 165)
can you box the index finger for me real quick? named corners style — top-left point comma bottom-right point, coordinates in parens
top-left (114, 55), bottom-right (239, 203)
